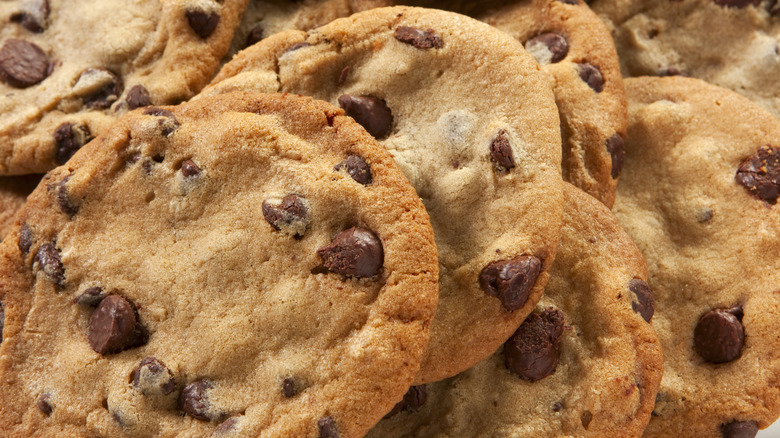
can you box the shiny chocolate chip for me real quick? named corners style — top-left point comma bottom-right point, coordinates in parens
top-left (126, 85), bottom-right (152, 110)
top-left (384, 385), bottom-right (427, 418)
top-left (73, 286), bottom-right (105, 307)
top-left (629, 278), bottom-right (655, 322)
top-left (334, 155), bottom-right (372, 185)
top-left (75, 68), bottom-right (123, 109)
top-left (19, 224), bottom-right (33, 256)
top-left (489, 130), bottom-right (515, 171)
top-left (51, 175), bottom-right (78, 216)
top-left (713, 0), bottom-right (760, 7)
top-left (133, 357), bottom-right (176, 397)
top-left (181, 379), bottom-right (214, 421)
top-left (479, 255), bottom-right (542, 312)
top-left (10, 0), bottom-right (49, 33)
top-left (721, 420), bottom-right (758, 438)
top-left (0, 39), bottom-right (50, 88)
top-left (37, 393), bottom-right (53, 415)
top-left (318, 417), bottom-right (339, 438)
top-left (337, 95), bottom-right (393, 139)
top-left (143, 107), bottom-right (180, 136)
top-left (282, 377), bottom-right (298, 398)
top-left (394, 26), bottom-right (443, 49)
top-left (54, 122), bottom-right (91, 165)
top-left (181, 160), bottom-right (201, 178)
top-left (262, 194), bottom-right (310, 238)
top-left (35, 243), bottom-right (64, 286)
top-left (246, 24), bottom-right (264, 47)
top-left (606, 134), bottom-right (625, 179)
top-left (317, 227), bottom-right (383, 278)
top-left (504, 308), bottom-right (565, 381)
top-left (694, 306), bottom-right (744, 363)
top-left (525, 33), bottom-right (569, 64)
top-left (735, 145), bottom-right (780, 204)
top-left (88, 295), bottom-right (148, 355)
top-left (578, 63), bottom-right (604, 93)
top-left (187, 9), bottom-right (220, 39)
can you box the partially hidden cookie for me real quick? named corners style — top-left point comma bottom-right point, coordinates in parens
top-left (0, 0), bottom-right (249, 175)
top-left (0, 175), bottom-right (40, 241)
top-left (0, 92), bottom-right (439, 437)
top-left (368, 183), bottom-right (663, 438)
top-left (202, 6), bottom-right (564, 384)
top-left (590, 0), bottom-right (780, 119)
top-left (613, 76), bottom-right (780, 437)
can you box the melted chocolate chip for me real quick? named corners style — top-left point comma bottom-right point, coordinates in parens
top-left (10, 1), bottom-right (49, 33)
top-left (338, 66), bottom-right (350, 85)
top-left (133, 357), bottom-right (176, 397)
top-left (87, 295), bottom-right (148, 355)
top-left (337, 95), bottom-right (393, 139)
top-left (334, 155), bottom-right (373, 185)
top-left (126, 85), bottom-right (152, 110)
top-left (262, 194), bottom-right (310, 238)
top-left (504, 308), bottom-right (564, 381)
top-left (0, 302), bottom-right (4, 343)
top-left (316, 227), bottom-right (383, 278)
top-left (0, 39), bottom-right (50, 88)
top-left (246, 24), bottom-right (264, 47)
top-left (318, 417), bottom-right (340, 438)
top-left (51, 175), bottom-right (78, 216)
top-left (394, 26), bottom-right (443, 49)
top-left (282, 377), bottom-right (298, 398)
top-left (628, 278), bottom-right (655, 322)
top-left (713, 0), bottom-right (760, 7)
top-left (143, 107), bottom-right (180, 136)
top-left (181, 160), bottom-right (201, 178)
top-left (73, 286), bottom-right (105, 307)
top-left (384, 385), bottom-right (427, 418)
top-left (187, 9), bottom-right (220, 39)
top-left (181, 379), bottom-right (214, 421)
top-left (694, 307), bottom-right (745, 363)
top-left (578, 63), bottom-right (604, 93)
top-left (721, 420), bottom-right (759, 438)
top-left (35, 243), bottom-right (64, 286)
top-left (37, 393), bottom-right (53, 415)
top-left (605, 134), bottom-right (625, 179)
top-left (479, 255), bottom-right (542, 312)
top-left (19, 224), bottom-right (33, 256)
top-left (525, 33), bottom-right (569, 64)
top-left (489, 130), bottom-right (515, 170)
top-left (77, 68), bottom-right (123, 109)
top-left (54, 122), bottom-right (92, 165)
top-left (735, 145), bottom-right (780, 204)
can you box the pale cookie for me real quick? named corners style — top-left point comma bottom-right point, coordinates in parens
top-left (614, 76), bottom-right (780, 437)
top-left (367, 183), bottom-right (663, 438)
top-left (0, 92), bottom-right (439, 437)
top-left (0, 0), bottom-right (249, 175)
top-left (0, 175), bottom-right (40, 241)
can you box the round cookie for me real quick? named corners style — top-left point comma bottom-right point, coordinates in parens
top-left (0, 0), bottom-right (249, 175)
top-left (367, 183), bottom-right (663, 438)
top-left (590, 0), bottom-right (780, 119)
top-left (613, 76), bottom-right (780, 437)
top-left (202, 6), bottom-right (565, 384)
top-left (0, 175), bottom-right (40, 241)
top-left (0, 92), bottom-right (439, 437)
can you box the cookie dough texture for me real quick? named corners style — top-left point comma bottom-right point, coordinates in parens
top-left (204, 6), bottom-right (564, 384)
top-left (0, 92), bottom-right (439, 437)
top-left (0, 0), bottom-right (249, 175)
top-left (368, 183), bottom-right (663, 438)
top-left (590, 0), bottom-right (780, 119)
top-left (614, 77), bottom-right (780, 437)
top-left (0, 175), bottom-right (40, 241)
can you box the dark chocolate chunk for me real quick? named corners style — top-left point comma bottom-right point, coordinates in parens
top-left (317, 227), bottom-right (383, 278)
top-left (489, 130), bottom-right (515, 171)
top-left (143, 107), bottom-right (180, 136)
top-left (181, 379), bottom-right (214, 421)
top-left (628, 278), bottom-right (655, 322)
top-left (337, 95), bottom-right (393, 139)
top-left (394, 26), bottom-right (443, 49)
top-left (0, 302), bottom-right (4, 343)
top-left (10, 0), bottom-right (49, 33)
top-left (713, 0), bottom-right (760, 7)
top-left (262, 194), bottom-right (310, 238)
top-left (77, 68), bottom-right (123, 109)
top-left (51, 175), bottom-right (78, 216)
top-left (384, 385), bottom-right (427, 418)
top-left (578, 63), bottom-right (604, 93)
top-left (504, 308), bottom-right (565, 381)
top-left (73, 286), bottom-right (105, 307)
top-left (287, 42), bottom-right (312, 52)
top-left (479, 255), bottom-right (542, 312)
top-left (37, 393), bottom-right (53, 415)
top-left (721, 420), bottom-right (759, 438)
top-left (186, 9), bottom-right (220, 39)
top-left (133, 357), bottom-right (176, 397)
top-left (0, 39), bottom-right (50, 88)
top-left (334, 155), bottom-right (373, 185)
top-left (126, 85), bottom-right (152, 110)
top-left (525, 33), bottom-right (569, 64)
top-left (181, 160), bottom-right (201, 178)
top-left (54, 122), bottom-right (92, 165)
top-left (282, 377), bottom-right (297, 398)
top-left (246, 24), bottom-right (264, 47)
top-left (19, 224), bottom-right (33, 256)
top-left (35, 243), bottom-right (64, 286)
top-left (338, 66), bottom-right (350, 85)
top-left (559, 0), bottom-right (580, 3)
top-left (318, 416), bottom-right (340, 438)
top-left (605, 134), bottom-right (625, 179)
top-left (552, 402), bottom-right (563, 412)
top-left (735, 145), bottom-right (780, 204)
top-left (87, 295), bottom-right (148, 355)
top-left (214, 416), bottom-right (239, 434)
top-left (694, 306), bottom-right (744, 363)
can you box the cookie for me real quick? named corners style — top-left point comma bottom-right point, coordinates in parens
top-left (590, 0), bottom-right (780, 119)
top-left (367, 183), bottom-right (663, 438)
top-left (0, 0), bottom-right (249, 175)
top-left (0, 175), bottom-right (41, 241)
top-left (0, 92), bottom-right (439, 437)
top-left (202, 6), bottom-right (564, 384)
top-left (613, 76), bottom-right (780, 437)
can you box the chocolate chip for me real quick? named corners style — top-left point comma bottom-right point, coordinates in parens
top-left (73, 286), bottom-right (105, 307)
top-left (628, 278), bottom-right (655, 322)
top-left (318, 417), bottom-right (339, 438)
top-left (713, 0), bottom-right (760, 7)
top-left (338, 66), bottom-right (350, 86)
top-left (658, 67), bottom-right (689, 77)
top-left (317, 227), bottom-right (383, 278)
top-left (214, 416), bottom-right (239, 434)
top-left (479, 255), bottom-right (542, 312)
top-left (525, 33), bottom-right (569, 64)
top-left (75, 68), bottom-right (123, 109)
top-left (735, 145), bottom-right (780, 204)
top-left (51, 175), bottom-right (78, 216)
top-left (181, 160), bottom-right (201, 178)
top-left (10, 1), bottom-right (49, 33)
top-left (37, 393), bottom-right (53, 415)
top-left (282, 377), bottom-right (298, 398)
top-left (181, 379), bottom-right (214, 421)
top-left (246, 24), bottom-right (264, 47)
top-left (581, 410), bottom-right (593, 429)
top-left (385, 385), bottom-right (427, 418)
top-left (334, 155), bottom-right (373, 185)
top-left (552, 402), bottom-right (563, 412)
top-left (0, 302), bottom-right (4, 343)
top-left (694, 306), bottom-right (745, 363)
top-left (504, 308), bottom-right (565, 381)
top-left (578, 63), bottom-right (604, 93)
top-left (559, 0), bottom-right (580, 3)
top-left (126, 85), bottom-right (152, 110)
top-left (394, 26), bottom-right (443, 49)
top-left (286, 42), bottom-right (312, 52)
top-left (186, 9), bottom-right (220, 39)
top-left (605, 134), bottom-right (625, 179)
top-left (19, 224), bottom-right (33, 256)
top-left (0, 39), bottom-right (50, 88)
top-left (54, 122), bottom-right (92, 165)
top-left (721, 420), bottom-right (759, 438)
top-left (35, 243), bottom-right (64, 286)
top-left (262, 194), bottom-right (310, 238)
top-left (337, 95), bottom-right (393, 139)
top-left (133, 357), bottom-right (176, 397)
top-left (770, 0), bottom-right (780, 16)
top-left (143, 107), bottom-right (180, 136)
top-left (489, 130), bottom-right (515, 171)
top-left (87, 295), bottom-right (148, 355)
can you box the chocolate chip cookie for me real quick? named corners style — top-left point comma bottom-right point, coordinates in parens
top-left (368, 183), bottom-right (663, 437)
top-left (0, 92), bottom-right (439, 437)
top-left (0, 174), bottom-right (40, 241)
top-left (613, 76), bottom-right (780, 437)
top-left (0, 0), bottom-right (249, 175)
top-left (203, 6), bottom-right (565, 384)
